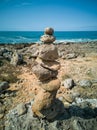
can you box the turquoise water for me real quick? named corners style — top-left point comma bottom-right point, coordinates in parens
top-left (0, 31), bottom-right (97, 44)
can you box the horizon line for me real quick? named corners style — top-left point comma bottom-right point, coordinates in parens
top-left (0, 30), bottom-right (97, 32)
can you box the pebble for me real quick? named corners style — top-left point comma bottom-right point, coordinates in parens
top-left (79, 79), bottom-right (92, 87)
top-left (16, 103), bottom-right (27, 116)
top-left (63, 78), bottom-right (75, 89)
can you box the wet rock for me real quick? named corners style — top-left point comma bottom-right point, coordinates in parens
top-left (79, 79), bottom-right (92, 87)
top-left (63, 78), bottom-right (75, 89)
top-left (26, 44), bottom-right (39, 58)
top-left (39, 44), bottom-right (58, 61)
top-left (0, 81), bottom-right (9, 91)
top-left (16, 103), bottom-right (27, 116)
top-left (10, 51), bottom-right (23, 66)
top-left (32, 63), bottom-right (58, 81)
top-left (75, 98), bottom-right (97, 108)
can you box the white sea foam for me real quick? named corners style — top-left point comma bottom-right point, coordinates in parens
top-left (54, 39), bottom-right (97, 44)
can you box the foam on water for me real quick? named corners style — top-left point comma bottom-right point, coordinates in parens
top-left (54, 38), bottom-right (97, 44)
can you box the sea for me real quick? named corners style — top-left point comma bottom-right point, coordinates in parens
top-left (0, 31), bottom-right (97, 44)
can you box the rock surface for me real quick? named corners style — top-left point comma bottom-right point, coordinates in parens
top-left (32, 62), bottom-right (58, 81)
top-left (10, 51), bottom-right (23, 66)
top-left (5, 99), bottom-right (97, 130)
top-left (39, 44), bottom-right (58, 61)
top-left (40, 27), bottom-right (56, 43)
top-left (32, 89), bottom-right (56, 118)
top-left (0, 81), bottom-right (9, 91)
top-left (44, 27), bottom-right (54, 35)
top-left (63, 78), bottom-right (75, 89)
top-left (40, 35), bottom-right (56, 43)
top-left (79, 79), bottom-right (92, 87)
top-left (40, 78), bottom-right (60, 92)
top-left (16, 103), bottom-right (27, 116)
top-left (0, 42), bottom-right (97, 130)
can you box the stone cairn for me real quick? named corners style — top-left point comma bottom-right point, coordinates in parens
top-left (40, 27), bottom-right (56, 43)
top-left (32, 28), bottom-right (61, 120)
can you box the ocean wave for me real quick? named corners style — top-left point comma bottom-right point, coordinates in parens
top-left (0, 37), bottom-right (97, 44)
top-left (54, 39), bottom-right (97, 43)
top-left (0, 36), bottom-right (37, 44)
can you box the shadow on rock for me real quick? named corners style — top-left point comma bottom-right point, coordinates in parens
top-left (55, 104), bottom-right (97, 121)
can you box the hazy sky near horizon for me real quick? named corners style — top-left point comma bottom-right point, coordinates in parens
top-left (0, 0), bottom-right (97, 31)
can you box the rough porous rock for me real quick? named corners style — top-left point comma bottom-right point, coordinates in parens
top-left (40, 34), bottom-right (56, 43)
top-left (39, 44), bottom-right (58, 61)
top-left (0, 81), bottom-right (9, 91)
top-left (44, 27), bottom-right (54, 35)
top-left (63, 78), bottom-right (75, 89)
top-left (63, 93), bottom-right (75, 103)
top-left (40, 99), bottom-right (63, 120)
top-left (16, 103), bottom-right (27, 116)
top-left (65, 53), bottom-right (77, 59)
top-left (26, 44), bottom-right (39, 58)
top-left (0, 48), bottom-right (8, 56)
top-left (32, 62), bottom-right (58, 81)
top-left (41, 79), bottom-right (60, 92)
top-left (0, 106), bottom-right (5, 119)
top-left (5, 98), bottom-right (97, 130)
top-left (32, 89), bottom-right (56, 118)
top-left (36, 58), bottom-right (60, 71)
top-left (10, 51), bottom-right (23, 66)
top-left (72, 119), bottom-right (84, 130)
top-left (79, 79), bottom-right (92, 87)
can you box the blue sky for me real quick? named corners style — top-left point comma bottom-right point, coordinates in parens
top-left (0, 0), bottom-right (97, 31)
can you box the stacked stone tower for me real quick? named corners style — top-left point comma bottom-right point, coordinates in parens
top-left (40, 27), bottom-right (56, 43)
top-left (32, 28), bottom-right (61, 120)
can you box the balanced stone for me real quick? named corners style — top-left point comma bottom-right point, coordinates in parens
top-left (40, 34), bottom-right (56, 43)
top-left (32, 89), bottom-right (56, 118)
top-left (40, 78), bottom-right (60, 92)
top-left (44, 27), bottom-right (54, 35)
top-left (40, 27), bottom-right (56, 43)
top-left (32, 28), bottom-right (61, 120)
top-left (39, 44), bottom-right (58, 61)
top-left (32, 62), bottom-right (58, 81)
top-left (36, 57), bottom-right (60, 71)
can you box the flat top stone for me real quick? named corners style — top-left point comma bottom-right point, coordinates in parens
top-left (39, 44), bottom-right (58, 61)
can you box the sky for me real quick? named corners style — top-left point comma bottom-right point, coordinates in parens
top-left (0, 0), bottom-right (97, 31)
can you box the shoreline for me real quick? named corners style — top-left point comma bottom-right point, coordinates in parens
top-left (0, 40), bottom-right (97, 45)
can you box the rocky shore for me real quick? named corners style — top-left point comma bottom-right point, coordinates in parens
top-left (0, 41), bottom-right (97, 130)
